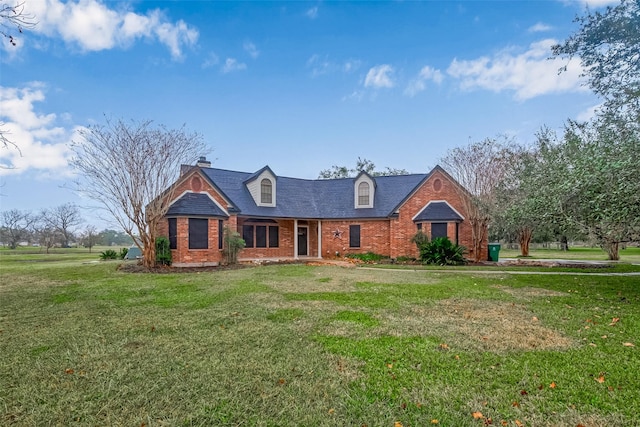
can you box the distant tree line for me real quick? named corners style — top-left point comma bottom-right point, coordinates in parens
top-left (0, 203), bottom-right (133, 252)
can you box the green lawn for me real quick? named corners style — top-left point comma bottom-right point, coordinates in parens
top-left (1, 255), bottom-right (638, 426)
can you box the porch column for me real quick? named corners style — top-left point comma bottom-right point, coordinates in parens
top-left (317, 220), bottom-right (322, 259)
top-left (294, 219), bottom-right (298, 260)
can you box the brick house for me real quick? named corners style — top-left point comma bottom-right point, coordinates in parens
top-left (157, 157), bottom-right (487, 266)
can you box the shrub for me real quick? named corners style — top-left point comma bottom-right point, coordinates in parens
top-left (119, 247), bottom-right (129, 260)
top-left (410, 230), bottom-right (430, 249)
top-left (222, 226), bottom-right (245, 265)
top-left (99, 249), bottom-right (118, 260)
top-left (416, 236), bottom-right (467, 266)
top-left (345, 252), bottom-right (388, 263)
top-left (156, 237), bottom-right (172, 266)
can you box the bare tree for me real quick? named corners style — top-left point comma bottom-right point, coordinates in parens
top-left (440, 137), bottom-right (513, 262)
top-left (32, 214), bottom-right (59, 254)
top-left (46, 203), bottom-right (83, 247)
top-left (1, 1), bottom-right (36, 46)
top-left (0, 208), bottom-right (33, 249)
top-left (80, 225), bottom-right (100, 253)
top-left (70, 118), bottom-right (207, 267)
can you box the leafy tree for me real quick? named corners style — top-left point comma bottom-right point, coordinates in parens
top-left (70, 118), bottom-right (207, 268)
top-left (560, 119), bottom-right (640, 259)
top-left (552, 0), bottom-right (640, 117)
top-left (0, 209), bottom-right (33, 248)
top-left (98, 229), bottom-right (134, 246)
top-left (493, 145), bottom-right (539, 256)
top-left (319, 157), bottom-right (409, 179)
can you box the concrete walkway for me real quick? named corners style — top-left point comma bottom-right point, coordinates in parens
top-left (357, 257), bottom-right (640, 276)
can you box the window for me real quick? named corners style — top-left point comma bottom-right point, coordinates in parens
top-left (261, 179), bottom-right (272, 204)
top-left (431, 222), bottom-right (448, 239)
top-left (189, 218), bottom-right (208, 249)
top-left (358, 182), bottom-right (370, 206)
top-left (242, 223), bottom-right (279, 248)
top-left (218, 220), bottom-right (224, 250)
top-left (242, 224), bottom-right (254, 248)
top-left (168, 218), bottom-right (177, 249)
top-left (269, 226), bottom-right (279, 248)
top-left (349, 224), bottom-right (361, 248)
top-left (416, 222), bottom-right (422, 231)
top-left (256, 225), bottom-right (267, 248)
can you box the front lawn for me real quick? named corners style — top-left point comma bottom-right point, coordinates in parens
top-left (1, 256), bottom-right (638, 426)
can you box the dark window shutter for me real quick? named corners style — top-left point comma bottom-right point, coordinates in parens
top-left (168, 218), bottom-right (177, 249)
top-left (269, 226), bottom-right (279, 248)
top-left (188, 218), bottom-right (208, 249)
top-left (218, 220), bottom-right (224, 250)
top-left (349, 224), bottom-right (361, 248)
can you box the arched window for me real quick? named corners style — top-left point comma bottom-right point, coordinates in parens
top-left (261, 179), bottom-right (272, 204)
top-left (358, 182), bottom-right (370, 206)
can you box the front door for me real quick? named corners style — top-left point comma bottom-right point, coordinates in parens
top-left (297, 227), bottom-right (308, 256)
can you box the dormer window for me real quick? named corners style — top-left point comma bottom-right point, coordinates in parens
top-left (245, 166), bottom-right (277, 207)
top-left (354, 171), bottom-right (375, 208)
top-left (261, 179), bottom-right (273, 204)
top-left (358, 182), bottom-right (370, 206)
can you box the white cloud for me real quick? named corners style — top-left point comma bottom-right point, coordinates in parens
top-left (307, 54), bottom-right (361, 77)
top-left (404, 66), bottom-right (444, 97)
top-left (243, 41), bottom-right (260, 59)
top-left (576, 103), bottom-right (603, 122)
top-left (528, 22), bottom-right (552, 33)
top-left (21, 0), bottom-right (198, 60)
top-left (222, 58), bottom-right (247, 73)
top-left (306, 6), bottom-right (319, 19)
top-left (0, 83), bottom-right (73, 176)
top-left (574, 0), bottom-right (620, 7)
top-left (447, 39), bottom-right (586, 100)
top-left (364, 65), bottom-right (395, 89)
top-left (201, 52), bottom-right (220, 69)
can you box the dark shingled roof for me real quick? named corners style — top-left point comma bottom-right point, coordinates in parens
top-left (198, 167), bottom-right (430, 219)
top-left (166, 192), bottom-right (228, 217)
top-left (413, 201), bottom-right (463, 222)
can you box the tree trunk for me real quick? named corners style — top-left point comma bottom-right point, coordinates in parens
top-left (603, 241), bottom-right (620, 261)
top-left (469, 216), bottom-right (488, 263)
top-left (559, 235), bottom-right (569, 251)
top-left (518, 227), bottom-right (532, 257)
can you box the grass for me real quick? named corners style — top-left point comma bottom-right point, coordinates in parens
top-left (1, 253), bottom-right (639, 426)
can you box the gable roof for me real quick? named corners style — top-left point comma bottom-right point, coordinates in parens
top-left (197, 167), bottom-right (430, 219)
top-left (166, 192), bottom-right (229, 218)
top-left (413, 201), bottom-right (464, 222)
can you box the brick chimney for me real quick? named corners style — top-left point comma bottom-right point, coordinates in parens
top-left (196, 156), bottom-right (211, 168)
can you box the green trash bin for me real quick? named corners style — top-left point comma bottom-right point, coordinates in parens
top-left (488, 243), bottom-right (501, 262)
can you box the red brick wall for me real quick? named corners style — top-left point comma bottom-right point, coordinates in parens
top-left (390, 169), bottom-right (487, 261)
top-left (320, 219), bottom-right (391, 258)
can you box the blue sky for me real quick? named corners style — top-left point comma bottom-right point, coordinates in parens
top-left (0, 0), bottom-right (614, 229)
